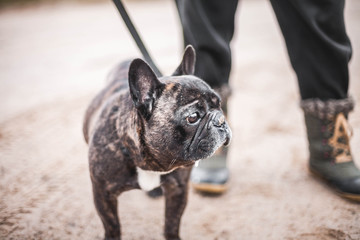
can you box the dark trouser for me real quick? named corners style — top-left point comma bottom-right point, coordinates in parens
top-left (175, 0), bottom-right (352, 100)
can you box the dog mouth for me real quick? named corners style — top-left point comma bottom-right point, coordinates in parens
top-left (196, 123), bottom-right (232, 151)
top-left (187, 132), bottom-right (231, 161)
top-left (195, 136), bottom-right (229, 159)
top-left (197, 139), bottom-right (212, 153)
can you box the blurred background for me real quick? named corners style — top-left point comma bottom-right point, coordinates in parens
top-left (0, 0), bottom-right (105, 9)
top-left (0, 0), bottom-right (359, 239)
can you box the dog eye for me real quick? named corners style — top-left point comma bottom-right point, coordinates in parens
top-left (186, 113), bottom-right (200, 124)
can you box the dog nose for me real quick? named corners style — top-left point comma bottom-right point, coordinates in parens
top-left (213, 112), bottom-right (226, 127)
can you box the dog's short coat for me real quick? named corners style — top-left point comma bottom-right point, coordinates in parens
top-left (83, 46), bottom-right (231, 240)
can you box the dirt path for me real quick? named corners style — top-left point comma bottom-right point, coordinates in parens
top-left (0, 0), bottom-right (359, 239)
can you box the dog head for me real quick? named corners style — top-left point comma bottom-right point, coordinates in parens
top-left (128, 46), bottom-right (232, 171)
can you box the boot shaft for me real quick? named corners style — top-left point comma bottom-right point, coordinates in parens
top-left (304, 113), bottom-right (352, 164)
top-left (301, 97), bottom-right (354, 164)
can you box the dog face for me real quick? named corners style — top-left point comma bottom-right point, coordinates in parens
top-left (128, 46), bottom-right (231, 171)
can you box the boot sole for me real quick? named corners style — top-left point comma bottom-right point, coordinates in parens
top-left (308, 167), bottom-right (360, 202)
top-left (191, 182), bottom-right (227, 194)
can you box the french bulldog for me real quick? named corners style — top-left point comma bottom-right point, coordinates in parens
top-left (83, 45), bottom-right (231, 240)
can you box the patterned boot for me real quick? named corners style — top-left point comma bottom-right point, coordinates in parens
top-left (190, 85), bottom-right (231, 194)
top-left (301, 97), bottom-right (360, 202)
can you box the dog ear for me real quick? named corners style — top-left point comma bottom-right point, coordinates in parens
top-left (173, 45), bottom-right (196, 76)
top-left (128, 59), bottom-right (164, 120)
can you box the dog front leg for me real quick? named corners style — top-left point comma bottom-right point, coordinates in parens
top-left (92, 183), bottom-right (121, 240)
top-left (161, 167), bottom-right (191, 240)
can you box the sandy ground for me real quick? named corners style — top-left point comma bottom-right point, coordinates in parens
top-left (1, 0), bottom-right (360, 239)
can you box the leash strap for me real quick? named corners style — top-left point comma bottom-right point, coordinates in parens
top-left (112, 0), bottom-right (163, 77)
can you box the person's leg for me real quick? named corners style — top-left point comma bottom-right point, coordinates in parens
top-left (270, 0), bottom-right (360, 201)
top-left (270, 0), bottom-right (351, 100)
top-left (175, 0), bottom-right (238, 193)
top-left (175, 0), bottom-right (238, 89)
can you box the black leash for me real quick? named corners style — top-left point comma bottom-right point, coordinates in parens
top-left (112, 0), bottom-right (163, 77)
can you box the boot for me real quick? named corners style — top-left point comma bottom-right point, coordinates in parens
top-left (191, 148), bottom-right (229, 193)
top-left (190, 85), bottom-right (231, 194)
top-left (301, 97), bottom-right (360, 202)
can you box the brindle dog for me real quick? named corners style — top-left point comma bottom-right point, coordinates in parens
top-left (83, 46), bottom-right (231, 240)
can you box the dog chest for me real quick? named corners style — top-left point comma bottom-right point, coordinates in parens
top-left (136, 167), bottom-right (172, 191)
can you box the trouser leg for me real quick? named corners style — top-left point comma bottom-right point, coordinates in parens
top-left (175, 0), bottom-right (238, 88)
top-left (271, 0), bottom-right (360, 201)
top-left (269, 0), bottom-right (352, 100)
top-left (175, 0), bottom-right (238, 194)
